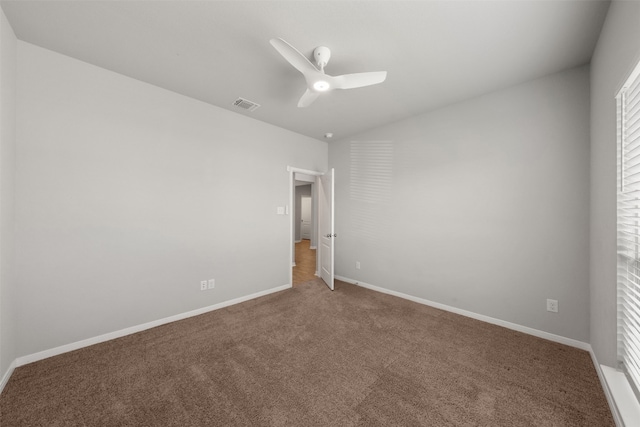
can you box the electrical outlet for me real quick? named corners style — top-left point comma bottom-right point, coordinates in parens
top-left (208, 279), bottom-right (215, 290)
top-left (356, 261), bottom-right (361, 270)
top-left (547, 299), bottom-right (558, 313)
top-left (200, 280), bottom-right (208, 291)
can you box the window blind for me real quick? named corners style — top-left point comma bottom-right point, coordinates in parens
top-left (617, 59), bottom-right (640, 400)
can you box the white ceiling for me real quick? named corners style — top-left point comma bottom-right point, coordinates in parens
top-left (1, 0), bottom-right (610, 142)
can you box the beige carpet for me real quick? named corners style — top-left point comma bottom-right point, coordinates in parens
top-left (0, 279), bottom-right (614, 426)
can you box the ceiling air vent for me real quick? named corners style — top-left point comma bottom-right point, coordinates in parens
top-left (233, 97), bottom-right (261, 112)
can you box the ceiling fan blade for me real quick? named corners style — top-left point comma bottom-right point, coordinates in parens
top-left (298, 89), bottom-right (320, 108)
top-left (332, 71), bottom-right (387, 90)
top-left (270, 38), bottom-right (318, 75)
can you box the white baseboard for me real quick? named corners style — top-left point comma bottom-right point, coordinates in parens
top-left (295, 240), bottom-right (302, 243)
top-left (15, 283), bottom-right (292, 367)
top-left (338, 275), bottom-right (628, 425)
top-left (292, 262), bottom-right (296, 267)
top-left (310, 246), bottom-right (317, 250)
top-left (3, 275), bottom-right (630, 426)
top-left (0, 359), bottom-right (16, 395)
top-left (335, 275), bottom-right (590, 351)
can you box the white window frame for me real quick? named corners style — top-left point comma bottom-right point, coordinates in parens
top-left (615, 56), bottom-right (640, 426)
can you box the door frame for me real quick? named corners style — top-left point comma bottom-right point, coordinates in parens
top-left (288, 166), bottom-right (324, 288)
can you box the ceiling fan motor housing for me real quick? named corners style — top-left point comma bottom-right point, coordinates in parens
top-left (313, 46), bottom-right (331, 69)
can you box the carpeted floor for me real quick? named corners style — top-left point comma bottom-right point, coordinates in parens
top-left (0, 279), bottom-right (614, 426)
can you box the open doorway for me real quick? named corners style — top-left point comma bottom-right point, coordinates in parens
top-left (293, 193), bottom-right (316, 284)
top-left (293, 174), bottom-right (317, 286)
top-left (288, 166), bottom-right (334, 290)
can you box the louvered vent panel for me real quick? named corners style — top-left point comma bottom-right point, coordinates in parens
top-left (233, 97), bottom-right (261, 112)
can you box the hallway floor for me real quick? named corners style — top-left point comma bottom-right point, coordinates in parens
top-left (293, 239), bottom-right (316, 286)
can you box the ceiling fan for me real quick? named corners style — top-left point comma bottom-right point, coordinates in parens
top-left (270, 38), bottom-right (387, 108)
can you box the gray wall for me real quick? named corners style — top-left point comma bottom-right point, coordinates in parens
top-left (590, 0), bottom-right (640, 367)
top-left (4, 3), bottom-right (632, 378)
top-left (330, 66), bottom-right (591, 342)
top-left (0, 8), bottom-right (17, 379)
top-left (14, 42), bottom-right (327, 357)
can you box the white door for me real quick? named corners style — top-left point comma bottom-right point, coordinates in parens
top-left (318, 169), bottom-right (335, 290)
top-left (301, 196), bottom-right (312, 239)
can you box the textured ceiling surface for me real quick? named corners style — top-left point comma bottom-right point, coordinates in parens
top-left (1, 0), bottom-right (610, 141)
